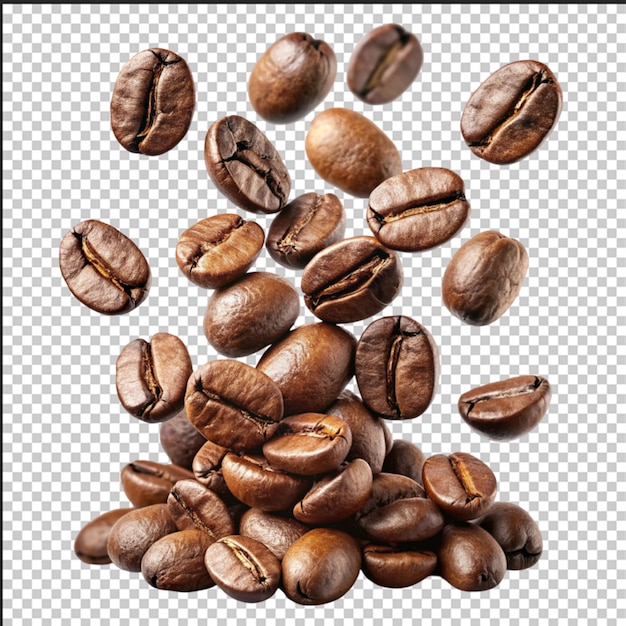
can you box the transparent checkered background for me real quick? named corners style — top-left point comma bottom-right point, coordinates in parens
top-left (3, 4), bottom-right (624, 625)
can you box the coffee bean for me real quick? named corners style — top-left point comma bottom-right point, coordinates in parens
top-left (191, 439), bottom-right (233, 502)
top-left (362, 543), bottom-right (437, 588)
top-left (110, 48), bottom-right (195, 156)
top-left (305, 108), bottom-right (402, 197)
top-left (203, 271), bottom-right (300, 357)
top-left (461, 60), bottom-right (562, 164)
top-left (422, 452), bottom-right (497, 522)
top-left (266, 192), bottom-right (346, 269)
top-left (116, 333), bottom-right (193, 423)
top-left (204, 115), bottom-right (291, 214)
top-left (347, 24), bottom-right (423, 105)
top-left (59, 220), bottom-right (151, 315)
top-left (74, 508), bottom-right (134, 565)
top-left (120, 460), bottom-right (195, 508)
top-left (355, 315), bottom-right (439, 419)
top-left (249, 32), bottom-right (337, 124)
top-left (175, 214), bottom-right (265, 289)
top-left (159, 409), bottom-right (207, 470)
top-left (301, 236), bottom-right (404, 324)
top-left (382, 439), bottom-right (426, 485)
top-left (367, 167), bottom-right (471, 252)
top-left (442, 230), bottom-right (529, 326)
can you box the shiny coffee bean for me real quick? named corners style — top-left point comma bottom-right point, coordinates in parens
top-left (305, 108), bottom-right (402, 197)
top-left (175, 214), bottom-right (265, 289)
top-left (362, 543), bottom-right (437, 588)
top-left (422, 452), bottom-right (497, 521)
top-left (442, 230), bottom-right (529, 326)
top-left (116, 333), bottom-right (193, 423)
top-left (301, 236), bottom-right (404, 324)
top-left (204, 115), bottom-right (291, 214)
top-left (159, 409), bottom-right (206, 470)
top-left (266, 192), bottom-right (346, 269)
top-left (367, 167), bottom-right (471, 252)
top-left (248, 32), bottom-right (336, 124)
top-left (192, 439), bottom-right (233, 502)
top-left (120, 460), bottom-right (195, 508)
top-left (59, 220), bottom-right (151, 315)
top-left (461, 60), bottom-right (562, 164)
top-left (355, 315), bottom-right (439, 420)
top-left (347, 24), bottom-right (423, 105)
top-left (74, 508), bottom-right (134, 565)
top-left (458, 375), bottom-right (552, 441)
top-left (185, 359), bottom-right (284, 451)
top-left (382, 439), bottom-right (426, 485)
top-left (110, 48), bottom-right (195, 156)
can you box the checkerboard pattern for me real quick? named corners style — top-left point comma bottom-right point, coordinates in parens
top-left (3, 4), bottom-right (624, 625)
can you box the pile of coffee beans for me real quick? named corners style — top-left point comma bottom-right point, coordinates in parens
top-left (67, 24), bottom-right (560, 604)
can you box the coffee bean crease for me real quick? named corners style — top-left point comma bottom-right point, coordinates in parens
top-left (464, 376), bottom-right (543, 415)
top-left (220, 538), bottom-right (270, 586)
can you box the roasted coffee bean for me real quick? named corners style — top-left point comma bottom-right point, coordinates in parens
top-left (203, 271), bottom-right (300, 358)
top-left (249, 32), bottom-right (337, 124)
top-left (107, 503), bottom-right (177, 572)
top-left (367, 167), bottom-right (471, 252)
top-left (442, 230), bottom-right (529, 326)
top-left (301, 236), bottom-right (404, 323)
top-left (192, 439), bottom-right (233, 502)
top-left (282, 528), bottom-right (362, 605)
top-left (422, 452), bottom-right (497, 521)
top-left (175, 214), bottom-right (265, 289)
top-left (437, 522), bottom-right (507, 591)
top-left (185, 359), bottom-right (284, 451)
top-left (204, 115), bottom-right (291, 214)
top-left (257, 322), bottom-right (357, 415)
top-left (141, 529), bottom-right (215, 592)
top-left (382, 439), bottom-right (426, 485)
top-left (461, 60), bottom-right (562, 165)
top-left (59, 220), bottom-right (151, 315)
top-left (159, 409), bottom-right (207, 470)
top-left (74, 508), bottom-right (134, 565)
top-left (116, 333), bottom-right (193, 423)
top-left (204, 535), bottom-right (281, 602)
top-left (362, 543), bottom-right (437, 588)
top-left (120, 461), bottom-right (195, 508)
top-left (458, 375), bottom-right (551, 441)
top-left (110, 48), bottom-right (195, 156)
top-left (355, 315), bottom-right (439, 420)
top-left (305, 108), bottom-right (402, 197)
top-left (475, 502), bottom-right (543, 570)
top-left (347, 24), bottom-right (423, 105)
top-left (266, 192), bottom-right (346, 269)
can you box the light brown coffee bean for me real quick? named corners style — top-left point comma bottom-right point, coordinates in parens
top-left (191, 439), bottom-right (233, 502)
top-left (120, 460), bottom-right (195, 508)
top-left (74, 508), bottom-right (134, 565)
top-left (362, 543), bottom-right (437, 588)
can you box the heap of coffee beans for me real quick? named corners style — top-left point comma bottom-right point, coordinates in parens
top-left (67, 24), bottom-right (561, 604)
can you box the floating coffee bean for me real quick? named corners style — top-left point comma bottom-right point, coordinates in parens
top-left (362, 543), bottom-right (437, 588)
top-left (461, 60), bottom-right (562, 165)
top-left (301, 236), bottom-right (404, 324)
top-left (266, 192), bottom-right (346, 269)
top-left (120, 460), bottom-right (195, 508)
top-left (204, 115), bottom-right (291, 214)
top-left (192, 439), bottom-right (233, 502)
top-left (248, 32), bottom-right (337, 124)
top-left (59, 220), bottom-right (151, 315)
top-left (458, 375), bottom-right (551, 441)
top-left (159, 409), bottom-right (207, 470)
top-left (305, 108), bottom-right (402, 197)
top-left (175, 214), bottom-right (265, 289)
top-left (382, 439), bottom-right (426, 485)
top-left (367, 167), bottom-right (471, 252)
top-left (442, 230), bottom-right (529, 326)
top-left (110, 48), bottom-right (195, 156)
top-left (74, 508), bottom-right (134, 565)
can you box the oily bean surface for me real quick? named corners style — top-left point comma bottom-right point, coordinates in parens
top-left (74, 508), bottom-right (134, 565)
top-left (382, 439), bottom-right (426, 485)
top-left (362, 543), bottom-right (437, 588)
top-left (120, 460), bottom-right (195, 508)
top-left (159, 409), bottom-right (207, 470)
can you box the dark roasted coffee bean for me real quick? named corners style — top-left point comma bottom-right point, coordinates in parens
top-left (185, 359), bottom-right (284, 451)
top-left (257, 322), bottom-right (357, 415)
top-left (141, 529), bottom-right (215, 592)
top-left (116, 333), bottom-right (193, 423)
top-left (347, 24), bottom-right (423, 105)
top-left (367, 167), bottom-right (470, 252)
top-left (458, 375), bottom-right (551, 441)
top-left (355, 315), bottom-right (439, 420)
top-left (59, 220), bottom-right (151, 315)
top-left (442, 230), bottom-right (529, 326)
top-left (266, 192), bottom-right (346, 269)
top-left (192, 439), bottom-right (233, 502)
top-left (159, 409), bottom-right (206, 470)
top-left (203, 271), bottom-right (300, 358)
top-left (301, 236), bottom-right (403, 324)
top-left (475, 502), bottom-right (543, 570)
top-left (282, 528), bottom-right (362, 605)
top-left (74, 508), bottom-right (134, 565)
top-left (437, 522), bottom-right (507, 591)
top-left (176, 214), bottom-right (265, 289)
top-left (249, 33), bottom-right (336, 124)
top-left (110, 48), bottom-right (195, 156)
top-left (204, 115), bottom-right (291, 214)
top-left (120, 460), bottom-right (195, 508)
top-left (362, 543), bottom-right (437, 588)
top-left (305, 108), bottom-right (402, 197)
top-left (461, 60), bottom-right (562, 164)
top-left (422, 452), bottom-right (497, 521)
top-left (204, 535), bottom-right (281, 603)
top-left (382, 439), bottom-right (426, 485)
